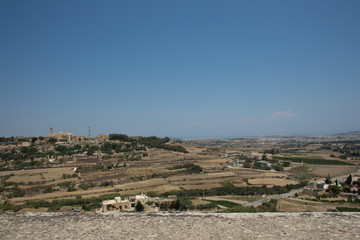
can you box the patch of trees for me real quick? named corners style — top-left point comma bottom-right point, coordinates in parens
top-left (101, 142), bottom-right (146, 155)
top-left (101, 142), bottom-right (116, 155)
top-left (108, 134), bottom-right (188, 153)
top-left (0, 137), bottom-right (26, 143)
top-left (159, 197), bottom-right (194, 211)
top-left (8, 186), bottom-right (25, 198)
top-left (78, 182), bottom-right (96, 190)
top-left (256, 199), bottom-right (278, 212)
top-left (161, 144), bottom-right (188, 153)
top-left (0, 202), bottom-right (22, 212)
top-left (109, 134), bottom-right (130, 141)
top-left (272, 165), bottom-right (284, 171)
top-left (86, 145), bottom-right (99, 156)
top-left (168, 163), bottom-right (202, 174)
top-left (336, 207), bottom-right (360, 212)
top-left (162, 182), bottom-right (307, 198)
top-left (100, 180), bottom-right (114, 187)
top-left (54, 144), bottom-right (83, 156)
top-left (20, 147), bottom-right (38, 158)
top-left (195, 202), bottom-right (218, 210)
top-left (62, 173), bottom-right (78, 179)
top-left (263, 149), bottom-right (279, 155)
top-left (331, 146), bottom-right (360, 157)
top-left (327, 185), bottom-right (341, 195)
top-left (0, 151), bottom-right (24, 163)
top-left (0, 148), bottom-right (44, 170)
top-left (20, 193), bottom-right (124, 212)
top-left (42, 185), bottom-right (58, 194)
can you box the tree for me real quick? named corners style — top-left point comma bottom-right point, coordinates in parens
top-left (346, 174), bottom-right (352, 185)
top-left (283, 161), bottom-right (290, 167)
top-left (272, 165), bottom-right (284, 171)
top-left (170, 199), bottom-right (181, 210)
top-left (135, 201), bottom-right (144, 212)
top-left (325, 174), bottom-right (332, 184)
top-left (328, 185), bottom-right (341, 195)
top-left (48, 138), bottom-right (57, 144)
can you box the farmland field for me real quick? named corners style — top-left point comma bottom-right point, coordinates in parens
top-left (1, 133), bottom-right (360, 213)
top-left (248, 178), bottom-right (299, 186)
top-left (272, 156), bottom-right (353, 165)
top-left (310, 166), bottom-right (358, 177)
top-left (291, 166), bottom-right (310, 171)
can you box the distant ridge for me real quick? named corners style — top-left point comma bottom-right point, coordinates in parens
top-left (326, 131), bottom-right (360, 136)
top-left (183, 130), bottom-right (360, 142)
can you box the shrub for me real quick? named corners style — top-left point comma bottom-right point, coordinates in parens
top-left (135, 201), bottom-right (144, 212)
top-left (100, 180), bottom-right (114, 187)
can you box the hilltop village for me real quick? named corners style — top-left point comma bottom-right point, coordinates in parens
top-left (0, 129), bottom-right (360, 213)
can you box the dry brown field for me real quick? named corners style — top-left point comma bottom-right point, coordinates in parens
top-left (1, 167), bottom-right (74, 183)
top-left (277, 198), bottom-right (329, 212)
top-left (11, 178), bottom-right (170, 203)
top-left (167, 172), bottom-right (235, 182)
top-left (248, 178), bottom-right (299, 187)
top-left (310, 166), bottom-right (358, 177)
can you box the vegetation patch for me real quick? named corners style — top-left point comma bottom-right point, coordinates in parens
top-left (168, 163), bottom-right (203, 174)
top-left (273, 156), bottom-right (352, 165)
top-left (0, 193), bottom-right (131, 212)
top-left (292, 166), bottom-right (310, 171)
top-left (223, 205), bottom-right (255, 213)
top-left (336, 207), bottom-right (360, 212)
top-left (162, 182), bottom-right (307, 198)
top-left (207, 200), bottom-right (240, 208)
top-left (108, 134), bottom-right (188, 153)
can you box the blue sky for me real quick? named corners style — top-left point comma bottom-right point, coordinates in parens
top-left (1, 0), bottom-right (359, 138)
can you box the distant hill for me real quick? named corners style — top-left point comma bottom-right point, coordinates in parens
top-left (314, 131), bottom-right (360, 141)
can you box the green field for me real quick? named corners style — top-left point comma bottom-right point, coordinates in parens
top-left (208, 200), bottom-right (240, 208)
top-left (291, 166), bottom-right (310, 171)
top-left (223, 196), bottom-right (262, 203)
top-left (273, 156), bottom-right (353, 165)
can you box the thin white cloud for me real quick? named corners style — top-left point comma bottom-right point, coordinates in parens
top-left (267, 111), bottom-right (297, 119)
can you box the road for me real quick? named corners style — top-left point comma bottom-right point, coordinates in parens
top-left (244, 188), bottom-right (303, 207)
top-left (245, 169), bottom-right (360, 207)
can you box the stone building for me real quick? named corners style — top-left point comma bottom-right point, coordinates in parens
top-left (101, 194), bottom-right (177, 212)
top-left (101, 197), bottom-right (131, 212)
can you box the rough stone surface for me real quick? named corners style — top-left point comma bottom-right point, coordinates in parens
top-left (0, 212), bottom-right (359, 239)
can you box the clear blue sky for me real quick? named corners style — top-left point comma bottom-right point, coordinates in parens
top-left (1, 0), bottom-right (359, 138)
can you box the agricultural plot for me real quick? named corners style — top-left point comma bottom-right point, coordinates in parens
top-left (202, 196), bottom-right (248, 205)
top-left (277, 198), bottom-right (328, 212)
top-left (291, 166), bottom-right (311, 171)
top-left (2, 168), bottom-right (75, 183)
top-left (248, 178), bottom-right (299, 187)
top-left (310, 166), bottom-right (358, 177)
top-left (167, 172), bottom-right (235, 182)
top-left (273, 156), bottom-right (353, 165)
